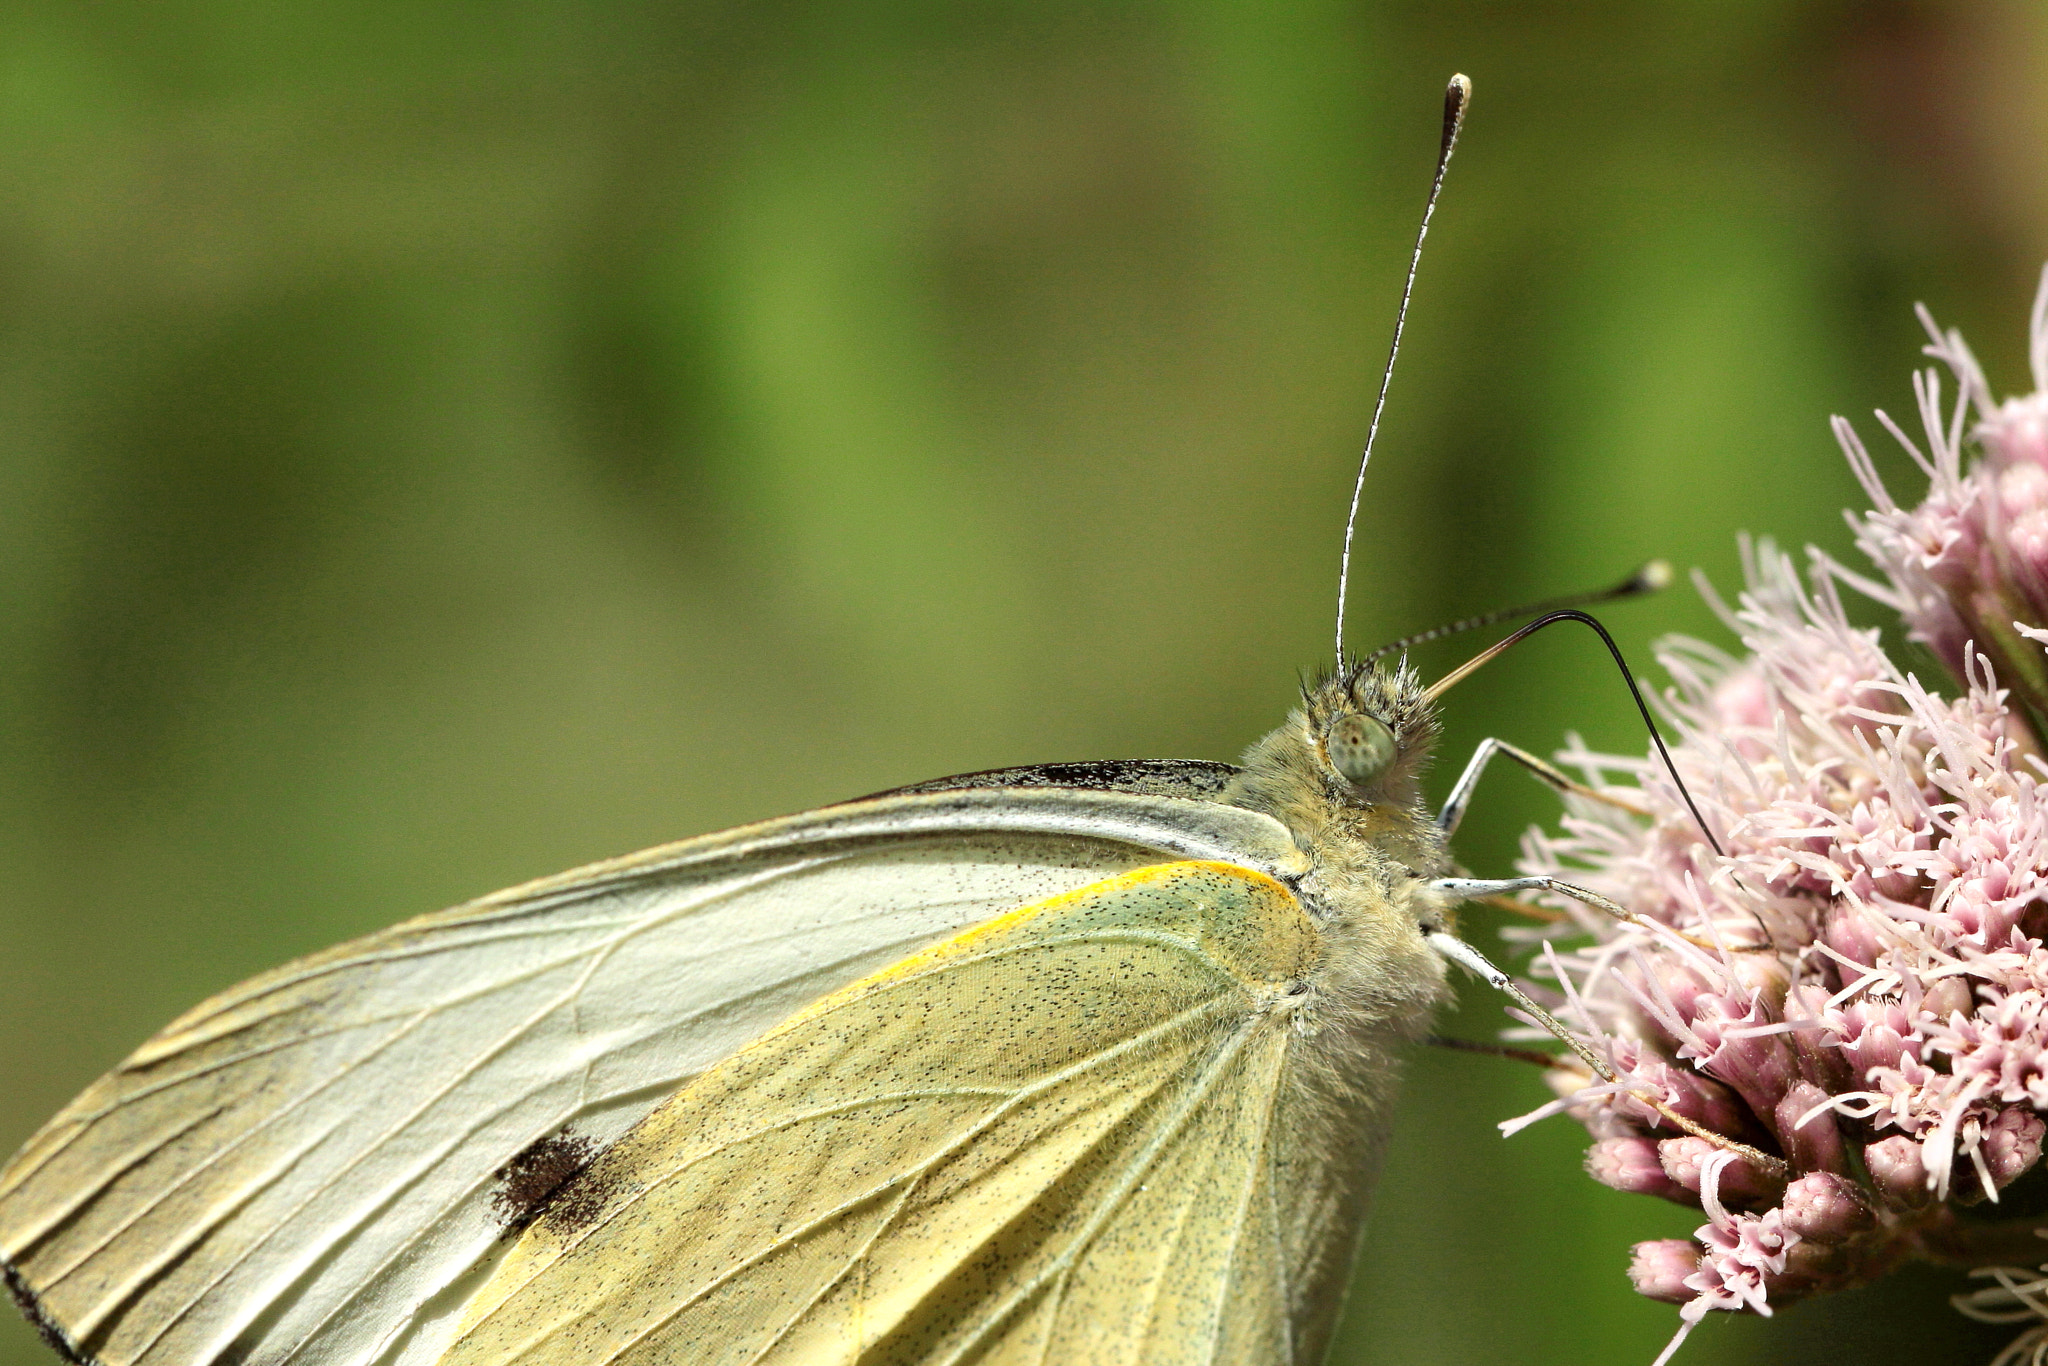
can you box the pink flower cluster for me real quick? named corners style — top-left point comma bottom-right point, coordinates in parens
top-left (1512, 266), bottom-right (2048, 1361)
top-left (1837, 276), bottom-right (2048, 720)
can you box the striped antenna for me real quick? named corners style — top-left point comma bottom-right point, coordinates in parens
top-left (1334, 72), bottom-right (1471, 662)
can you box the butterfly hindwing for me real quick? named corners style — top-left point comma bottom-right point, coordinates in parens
top-left (437, 860), bottom-right (1345, 1366)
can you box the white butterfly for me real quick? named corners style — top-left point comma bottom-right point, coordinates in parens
top-left (0, 655), bottom-right (1467, 1366)
top-left (0, 73), bottom-right (1752, 1366)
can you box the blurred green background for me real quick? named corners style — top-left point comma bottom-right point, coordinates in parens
top-left (1, 2), bottom-right (2045, 1364)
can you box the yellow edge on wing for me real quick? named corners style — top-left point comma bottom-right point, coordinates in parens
top-left (787, 858), bottom-right (1296, 1009)
top-left (438, 855), bottom-right (1320, 1366)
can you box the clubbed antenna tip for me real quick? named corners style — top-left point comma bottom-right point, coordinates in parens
top-left (1333, 73), bottom-right (1474, 662)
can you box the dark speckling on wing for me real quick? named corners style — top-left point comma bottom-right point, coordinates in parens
top-left (4, 1261), bottom-right (88, 1366)
top-left (489, 1134), bottom-right (600, 1237)
top-left (852, 760), bottom-right (1239, 804)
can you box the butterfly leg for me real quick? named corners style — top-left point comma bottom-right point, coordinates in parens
top-left (1431, 874), bottom-right (1643, 931)
top-left (1435, 737), bottom-right (1648, 836)
top-left (1434, 873), bottom-right (1752, 955)
top-left (1423, 925), bottom-right (1789, 1178)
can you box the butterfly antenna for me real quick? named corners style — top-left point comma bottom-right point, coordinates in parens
top-left (1425, 608), bottom-right (1725, 856)
top-left (1334, 73), bottom-right (1472, 664)
top-left (1364, 559), bottom-right (1671, 665)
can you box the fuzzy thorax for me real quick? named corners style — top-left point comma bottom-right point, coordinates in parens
top-left (1223, 658), bottom-right (1455, 1035)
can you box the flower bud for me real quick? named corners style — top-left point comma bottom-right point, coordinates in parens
top-left (1999, 458), bottom-right (2048, 512)
top-left (1981, 1106), bottom-right (2046, 1192)
top-left (1832, 999), bottom-right (1917, 1080)
top-left (2009, 510), bottom-right (2048, 593)
top-left (1785, 984), bottom-right (1853, 1092)
top-left (1689, 994), bottom-right (1797, 1120)
top-left (1865, 1136), bottom-right (1933, 1209)
top-left (1729, 954), bottom-right (1792, 1016)
top-left (1778, 1172), bottom-right (1875, 1244)
top-left (1586, 1136), bottom-right (1689, 1202)
top-left (1628, 1240), bottom-right (1701, 1304)
top-left (1919, 976), bottom-right (1974, 1024)
top-left (1983, 393), bottom-right (2048, 470)
top-left (1823, 903), bottom-right (1887, 971)
top-left (1773, 1082), bottom-right (1847, 1174)
top-left (1638, 963), bottom-right (1713, 1029)
top-left (1605, 1045), bottom-right (1750, 1138)
top-left (1711, 669), bottom-right (1775, 728)
top-left (1658, 1137), bottom-right (1781, 1206)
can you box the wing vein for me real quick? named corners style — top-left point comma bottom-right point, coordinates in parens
top-left (733, 1180), bottom-right (922, 1366)
top-left (154, 857), bottom-right (850, 1049)
top-left (132, 856), bottom-right (831, 1084)
top-left (25, 853), bottom-right (872, 1306)
top-left (108, 941), bottom-right (640, 1364)
top-left (1196, 1035), bottom-right (1288, 1366)
top-left (930, 1008), bottom-right (1276, 1366)
top-left (267, 932), bottom-right (998, 1366)
top-left (0, 1106), bottom-right (224, 1260)
top-left (1262, 1069), bottom-right (1294, 1366)
top-left (470, 994), bottom-right (1241, 1366)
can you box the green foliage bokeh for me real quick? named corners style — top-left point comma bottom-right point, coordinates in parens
top-left (1, 3), bottom-right (2045, 1363)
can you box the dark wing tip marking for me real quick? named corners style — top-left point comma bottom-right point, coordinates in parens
top-left (489, 1134), bottom-right (600, 1237)
top-left (4, 1259), bottom-right (96, 1366)
top-left (848, 760), bottom-right (1240, 804)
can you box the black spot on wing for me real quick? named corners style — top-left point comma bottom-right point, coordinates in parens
top-left (490, 1133), bottom-right (599, 1236)
top-left (4, 1259), bottom-right (96, 1366)
top-left (534, 1163), bottom-right (621, 1239)
top-left (851, 759), bottom-right (1239, 803)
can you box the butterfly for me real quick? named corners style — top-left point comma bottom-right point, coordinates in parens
top-left (0, 73), bottom-right (1749, 1366)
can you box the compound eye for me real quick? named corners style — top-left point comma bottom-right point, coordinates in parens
top-left (1325, 712), bottom-right (1397, 788)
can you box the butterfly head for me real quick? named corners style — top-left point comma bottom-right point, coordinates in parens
top-left (1227, 659), bottom-right (1441, 842)
top-left (1303, 660), bottom-right (1440, 804)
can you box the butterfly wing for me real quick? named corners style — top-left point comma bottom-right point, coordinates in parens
top-left (434, 860), bottom-right (1360, 1366)
top-left (0, 774), bottom-right (1305, 1366)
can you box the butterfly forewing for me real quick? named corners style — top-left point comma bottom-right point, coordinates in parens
top-left (435, 861), bottom-right (1355, 1366)
top-left (0, 781), bottom-right (1301, 1366)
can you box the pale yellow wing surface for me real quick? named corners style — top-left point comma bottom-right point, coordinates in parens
top-left (438, 861), bottom-right (1360, 1366)
top-left (0, 786), bottom-right (1303, 1366)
